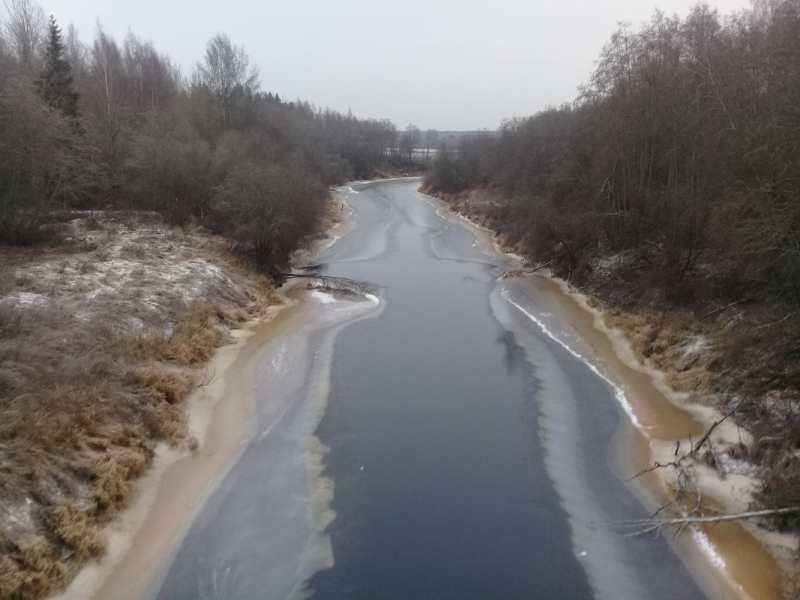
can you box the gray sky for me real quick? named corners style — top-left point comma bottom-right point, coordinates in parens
top-left (42, 0), bottom-right (752, 130)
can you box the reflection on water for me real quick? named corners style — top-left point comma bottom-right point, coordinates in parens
top-left (496, 329), bottom-right (523, 375)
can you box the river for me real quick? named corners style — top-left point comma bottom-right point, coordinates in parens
top-left (153, 178), bottom-right (715, 599)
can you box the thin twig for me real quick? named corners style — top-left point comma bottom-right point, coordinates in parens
top-left (530, 258), bottom-right (558, 273)
top-left (626, 460), bottom-right (683, 482)
top-left (703, 300), bottom-right (741, 318)
top-left (626, 507), bottom-right (800, 527)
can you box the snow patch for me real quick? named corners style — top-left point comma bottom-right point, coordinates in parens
top-left (1, 216), bottom-right (264, 335)
top-left (336, 186), bottom-right (359, 195)
top-left (682, 335), bottom-right (708, 356)
top-left (1, 292), bottom-right (49, 306)
top-left (718, 454), bottom-right (757, 476)
top-left (311, 290), bottom-right (337, 304)
top-left (2, 500), bottom-right (35, 531)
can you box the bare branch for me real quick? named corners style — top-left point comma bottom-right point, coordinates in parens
top-left (690, 398), bottom-right (747, 458)
top-left (625, 507), bottom-right (800, 528)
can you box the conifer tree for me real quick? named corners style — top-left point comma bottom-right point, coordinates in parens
top-left (37, 16), bottom-right (79, 118)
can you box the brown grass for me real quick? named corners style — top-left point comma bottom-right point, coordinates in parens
top-left (0, 537), bottom-right (70, 600)
top-left (127, 302), bottom-right (231, 367)
top-left (0, 301), bottom-right (242, 599)
top-left (0, 214), bottom-right (283, 599)
top-left (51, 503), bottom-right (106, 564)
top-left (602, 308), bottom-right (717, 395)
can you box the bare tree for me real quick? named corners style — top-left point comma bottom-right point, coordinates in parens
top-left (64, 23), bottom-right (88, 99)
top-left (196, 33), bottom-right (259, 130)
top-left (399, 123), bottom-right (420, 163)
top-left (88, 25), bottom-right (126, 167)
top-left (2, 0), bottom-right (45, 76)
top-left (0, 50), bottom-right (89, 243)
top-left (424, 129), bottom-right (439, 160)
top-left (123, 32), bottom-right (180, 113)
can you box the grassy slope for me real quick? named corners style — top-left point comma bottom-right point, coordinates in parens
top-left (0, 213), bottom-right (282, 599)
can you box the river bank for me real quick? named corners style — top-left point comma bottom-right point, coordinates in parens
top-left (40, 198), bottom-right (355, 600)
top-left (0, 211), bottom-right (300, 599)
top-left (53, 290), bottom-right (313, 600)
top-left (415, 186), bottom-right (798, 600)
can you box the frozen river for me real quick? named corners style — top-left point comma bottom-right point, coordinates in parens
top-left (153, 179), bottom-right (708, 600)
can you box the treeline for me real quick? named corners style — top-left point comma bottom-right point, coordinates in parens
top-left (0, 0), bottom-right (417, 274)
top-left (426, 0), bottom-right (800, 312)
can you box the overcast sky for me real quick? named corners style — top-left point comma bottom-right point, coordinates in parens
top-left (40, 0), bottom-right (752, 130)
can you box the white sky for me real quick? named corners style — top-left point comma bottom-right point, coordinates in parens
top-left (41, 0), bottom-right (752, 130)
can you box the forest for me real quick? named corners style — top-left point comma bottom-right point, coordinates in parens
top-left (0, 0), bottom-right (423, 274)
top-left (426, 0), bottom-right (800, 530)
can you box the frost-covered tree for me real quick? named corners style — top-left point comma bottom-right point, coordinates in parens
top-left (1, 0), bottom-right (45, 76)
top-left (196, 33), bottom-right (259, 130)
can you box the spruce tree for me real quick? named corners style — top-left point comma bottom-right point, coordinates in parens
top-left (37, 16), bottom-right (79, 118)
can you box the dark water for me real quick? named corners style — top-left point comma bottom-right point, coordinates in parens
top-left (309, 182), bottom-right (591, 599)
top-left (153, 179), bottom-right (709, 600)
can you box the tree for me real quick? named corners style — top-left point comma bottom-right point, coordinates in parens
top-left (123, 32), bottom-right (179, 114)
top-left (64, 23), bottom-right (88, 100)
top-left (0, 50), bottom-right (89, 243)
top-left (37, 15), bottom-right (78, 118)
top-left (196, 33), bottom-right (259, 130)
top-left (124, 111), bottom-right (212, 223)
top-left (88, 25), bottom-right (126, 167)
top-left (1, 0), bottom-right (45, 76)
top-left (400, 123), bottom-right (420, 163)
top-left (424, 129), bottom-right (439, 160)
top-left (212, 158), bottom-right (326, 274)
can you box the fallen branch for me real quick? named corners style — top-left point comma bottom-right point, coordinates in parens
top-left (626, 506), bottom-right (800, 527)
top-left (690, 397), bottom-right (747, 457)
top-left (280, 273), bottom-right (377, 295)
top-left (530, 258), bottom-right (558, 273)
top-left (753, 311), bottom-right (799, 331)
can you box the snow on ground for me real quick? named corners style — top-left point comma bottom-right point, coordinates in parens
top-left (0, 214), bottom-right (265, 334)
top-left (717, 454), bottom-right (758, 476)
top-left (682, 335), bottom-right (709, 356)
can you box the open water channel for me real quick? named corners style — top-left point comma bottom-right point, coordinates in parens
top-left (153, 179), bottom-right (711, 599)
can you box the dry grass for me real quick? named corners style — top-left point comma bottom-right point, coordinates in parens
top-left (0, 212), bottom-right (281, 600)
top-left (600, 297), bottom-right (800, 578)
top-left (601, 308), bottom-right (717, 395)
top-left (51, 503), bottom-right (106, 564)
top-left (0, 537), bottom-right (70, 600)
